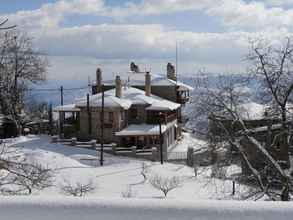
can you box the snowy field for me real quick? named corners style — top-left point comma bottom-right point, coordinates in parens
top-left (2, 135), bottom-right (293, 219)
top-left (3, 134), bottom-right (244, 200)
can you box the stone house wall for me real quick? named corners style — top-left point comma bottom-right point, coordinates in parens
top-left (79, 107), bottom-right (127, 143)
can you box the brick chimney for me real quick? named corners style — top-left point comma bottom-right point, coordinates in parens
top-left (115, 75), bottom-right (122, 98)
top-left (96, 67), bottom-right (102, 93)
top-left (167, 63), bottom-right (176, 81)
top-left (145, 72), bottom-right (151, 96)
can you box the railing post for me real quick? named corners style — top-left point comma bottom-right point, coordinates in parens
top-left (152, 147), bottom-right (157, 161)
top-left (131, 146), bottom-right (136, 157)
top-left (71, 137), bottom-right (77, 146)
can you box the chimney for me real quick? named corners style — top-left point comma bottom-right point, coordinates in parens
top-left (130, 62), bottom-right (140, 73)
top-left (115, 75), bottom-right (122, 98)
top-left (167, 63), bottom-right (176, 81)
top-left (145, 72), bottom-right (151, 96)
top-left (96, 67), bottom-right (102, 93)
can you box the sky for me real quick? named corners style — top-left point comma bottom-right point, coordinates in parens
top-left (2, 0), bottom-right (293, 82)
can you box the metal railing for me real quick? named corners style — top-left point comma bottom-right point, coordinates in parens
top-left (167, 151), bottom-right (187, 161)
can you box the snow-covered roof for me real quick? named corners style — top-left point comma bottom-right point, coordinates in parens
top-left (115, 124), bottom-right (167, 136)
top-left (146, 100), bottom-right (181, 111)
top-left (53, 104), bottom-right (81, 112)
top-left (116, 120), bottom-right (177, 136)
top-left (239, 102), bottom-right (266, 120)
top-left (102, 71), bottom-right (193, 91)
top-left (76, 95), bottom-right (132, 110)
top-left (76, 87), bottom-right (180, 111)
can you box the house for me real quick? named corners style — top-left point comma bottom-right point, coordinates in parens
top-left (54, 71), bottom-right (187, 160)
top-left (208, 112), bottom-right (291, 173)
top-left (92, 63), bottom-right (193, 113)
top-left (0, 114), bottom-right (18, 139)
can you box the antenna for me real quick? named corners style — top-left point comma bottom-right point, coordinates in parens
top-left (87, 76), bottom-right (91, 86)
top-left (176, 41), bottom-right (178, 82)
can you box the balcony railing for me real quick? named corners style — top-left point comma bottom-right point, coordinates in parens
top-left (177, 96), bottom-right (189, 104)
top-left (147, 113), bottom-right (177, 124)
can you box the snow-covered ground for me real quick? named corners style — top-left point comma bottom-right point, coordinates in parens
top-left (3, 135), bottom-right (246, 200)
top-left (170, 132), bottom-right (207, 152)
top-left (1, 197), bottom-right (293, 220)
top-left (3, 135), bottom-right (293, 220)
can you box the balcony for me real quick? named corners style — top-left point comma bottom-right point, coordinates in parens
top-left (147, 113), bottom-right (177, 124)
top-left (177, 96), bottom-right (189, 104)
top-left (177, 90), bottom-right (190, 104)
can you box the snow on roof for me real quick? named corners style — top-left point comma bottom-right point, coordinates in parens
top-left (172, 80), bottom-right (194, 91)
top-left (239, 102), bottom-right (266, 120)
top-left (146, 100), bottom-right (180, 111)
top-left (53, 104), bottom-right (80, 112)
top-left (116, 120), bottom-right (177, 136)
top-left (115, 124), bottom-right (167, 136)
top-left (246, 123), bottom-right (283, 134)
top-left (76, 87), bottom-right (180, 110)
top-left (76, 94), bottom-right (132, 110)
top-left (102, 71), bottom-right (193, 91)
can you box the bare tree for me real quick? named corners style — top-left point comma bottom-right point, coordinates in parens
top-left (24, 98), bottom-right (49, 121)
top-left (246, 37), bottom-right (293, 127)
top-left (193, 74), bottom-right (291, 201)
top-left (0, 19), bottom-right (16, 30)
top-left (121, 185), bottom-right (136, 198)
top-left (149, 174), bottom-right (181, 197)
top-left (0, 141), bottom-right (53, 195)
top-left (60, 179), bottom-right (96, 197)
top-left (0, 30), bottom-right (47, 133)
top-left (141, 162), bottom-right (149, 183)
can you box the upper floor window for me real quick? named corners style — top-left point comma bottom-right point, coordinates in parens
top-left (109, 112), bottom-right (114, 123)
top-left (130, 108), bottom-right (138, 119)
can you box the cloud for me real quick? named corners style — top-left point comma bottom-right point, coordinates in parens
top-left (107, 0), bottom-right (293, 31)
top-left (207, 0), bottom-right (293, 30)
top-left (3, 0), bottom-right (293, 79)
top-left (263, 0), bottom-right (293, 7)
top-left (3, 0), bottom-right (105, 29)
top-left (30, 23), bottom-right (292, 78)
top-left (108, 0), bottom-right (217, 17)
top-left (4, 0), bottom-right (293, 31)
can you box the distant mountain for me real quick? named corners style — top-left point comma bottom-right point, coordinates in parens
top-left (24, 79), bottom-right (91, 107)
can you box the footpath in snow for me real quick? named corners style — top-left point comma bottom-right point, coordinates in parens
top-left (4, 135), bottom-right (245, 200)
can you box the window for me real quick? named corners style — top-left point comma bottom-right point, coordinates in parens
top-left (121, 111), bottom-right (125, 121)
top-left (108, 112), bottom-right (114, 123)
top-left (130, 108), bottom-right (138, 119)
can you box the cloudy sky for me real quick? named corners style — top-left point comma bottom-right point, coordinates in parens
top-left (2, 0), bottom-right (293, 82)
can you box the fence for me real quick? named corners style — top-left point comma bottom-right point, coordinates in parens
top-left (167, 151), bottom-right (187, 161)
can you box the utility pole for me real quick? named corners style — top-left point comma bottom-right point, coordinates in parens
top-left (14, 36), bottom-right (19, 111)
top-left (87, 93), bottom-right (92, 136)
top-left (60, 86), bottom-right (64, 137)
top-left (60, 86), bottom-right (64, 105)
top-left (159, 112), bottom-right (163, 164)
top-left (48, 102), bottom-right (53, 135)
top-left (175, 41), bottom-right (178, 82)
top-left (100, 84), bottom-right (104, 166)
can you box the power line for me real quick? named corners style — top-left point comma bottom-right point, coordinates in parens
top-left (27, 86), bottom-right (89, 92)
